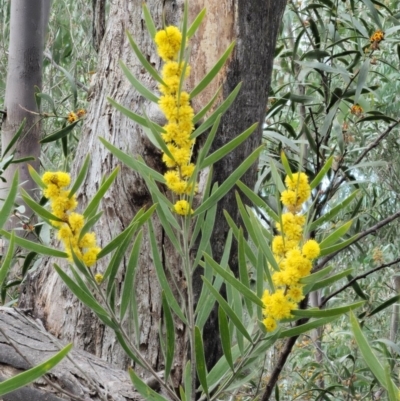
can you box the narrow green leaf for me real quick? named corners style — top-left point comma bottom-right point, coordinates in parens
top-left (305, 268), bottom-right (354, 293)
top-left (310, 190), bottom-right (359, 231)
top-left (127, 31), bottom-right (167, 86)
top-left (187, 8), bottom-right (206, 39)
top-left (319, 234), bottom-right (358, 257)
top-left (320, 100), bottom-right (340, 138)
top-left (202, 276), bottom-right (253, 342)
top-left (104, 225), bottom-right (135, 294)
top-left (360, 0), bottom-right (382, 27)
top-left (21, 189), bottom-right (64, 222)
top-left (0, 231), bottom-right (15, 289)
top-left (224, 211), bottom-right (257, 267)
top-left (184, 361), bottom-right (192, 401)
top-left (310, 156), bottom-right (334, 190)
top-left (236, 180), bottom-right (279, 222)
top-left (142, 4), bottom-right (157, 39)
top-left (143, 110), bottom-right (174, 159)
top-left (194, 146), bottom-right (263, 216)
top-left (354, 58), bottom-right (370, 104)
top-left (108, 97), bottom-right (148, 128)
top-left (0, 171), bottom-right (18, 229)
top-left (28, 165), bottom-right (46, 189)
top-left (193, 87), bottom-right (221, 124)
top-left (197, 116), bottom-right (221, 168)
top-left (319, 220), bottom-right (353, 249)
top-left (347, 273), bottom-right (369, 300)
top-left (83, 167), bottom-right (119, 218)
top-left (218, 306), bottom-right (234, 372)
top-left (195, 231), bottom-right (232, 329)
top-left (21, 252), bottom-right (37, 277)
top-left (269, 159), bottom-right (286, 193)
top-left (292, 301), bottom-right (365, 318)
top-left (200, 123), bottom-right (258, 169)
top-left (385, 366), bottom-right (399, 401)
top-left (2, 119), bottom-right (25, 157)
top-left (120, 230), bottom-right (143, 320)
top-left (364, 295), bottom-right (400, 318)
top-left (280, 151), bottom-right (293, 180)
top-left (0, 344), bottom-right (72, 397)
top-left (99, 137), bottom-right (165, 183)
top-left (0, 230), bottom-right (68, 258)
top-left (57, 65), bottom-right (77, 108)
top-left (194, 326), bottom-right (209, 398)
top-left (191, 82), bottom-right (242, 139)
top-left (162, 292), bottom-right (175, 382)
top-left (40, 120), bottom-right (80, 143)
top-left (203, 252), bottom-right (263, 308)
top-left (178, 0), bottom-right (188, 64)
top-left (120, 60), bottom-right (159, 103)
top-left (256, 248), bottom-right (264, 320)
top-left (97, 222), bottom-right (138, 259)
top-left (190, 41), bottom-right (236, 99)
top-left (69, 154), bottom-right (90, 198)
top-left (279, 316), bottom-right (338, 338)
top-left (238, 228), bottom-right (253, 317)
top-left (54, 264), bottom-right (110, 318)
top-left (350, 312), bottom-right (386, 385)
top-left (299, 265), bottom-right (334, 284)
top-left (78, 212), bottom-right (103, 242)
top-left (148, 221), bottom-right (187, 324)
top-left (128, 368), bottom-right (170, 401)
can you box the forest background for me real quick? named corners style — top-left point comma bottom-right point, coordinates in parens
top-left (2, 0), bottom-right (400, 400)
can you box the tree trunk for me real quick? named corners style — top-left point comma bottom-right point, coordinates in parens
top-left (19, 0), bottom-right (286, 387)
top-left (1, 0), bottom-right (49, 222)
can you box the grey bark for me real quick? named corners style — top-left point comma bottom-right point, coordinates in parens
top-left (0, 307), bottom-right (140, 401)
top-left (1, 0), bottom-right (49, 218)
top-left (92, 0), bottom-right (106, 53)
top-left (19, 0), bottom-right (286, 389)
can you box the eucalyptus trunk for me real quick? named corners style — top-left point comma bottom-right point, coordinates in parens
top-left (1, 0), bottom-right (50, 221)
top-left (20, 0), bottom-right (286, 387)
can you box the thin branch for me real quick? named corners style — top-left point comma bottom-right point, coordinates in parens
top-left (320, 256), bottom-right (400, 307)
top-left (314, 208), bottom-right (400, 273)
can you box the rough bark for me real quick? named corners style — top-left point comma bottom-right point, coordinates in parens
top-left (19, 0), bottom-right (286, 388)
top-left (1, 0), bottom-right (49, 220)
top-left (0, 307), bottom-right (140, 401)
top-left (92, 0), bottom-right (106, 53)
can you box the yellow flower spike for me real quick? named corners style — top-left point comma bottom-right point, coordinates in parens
top-left (173, 200), bottom-right (193, 216)
top-left (79, 232), bottom-right (97, 249)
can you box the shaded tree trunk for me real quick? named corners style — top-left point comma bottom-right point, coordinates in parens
top-left (1, 0), bottom-right (50, 221)
top-left (19, 0), bottom-right (286, 388)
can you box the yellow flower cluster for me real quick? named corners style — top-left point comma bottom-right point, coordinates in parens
top-left (262, 172), bottom-right (320, 332)
top-left (155, 26), bottom-right (196, 216)
top-left (370, 29), bottom-right (384, 43)
top-left (42, 172), bottom-right (101, 267)
top-left (350, 104), bottom-right (363, 116)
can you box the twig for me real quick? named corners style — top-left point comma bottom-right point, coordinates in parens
top-left (314, 208), bottom-right (400, 273)
top-left (320, 256), bottom-right (400, 307)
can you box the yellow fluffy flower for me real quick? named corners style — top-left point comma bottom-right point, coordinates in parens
top-left (173, 200), bottom-right (193, 216)
top-left (302, 239), bottom-right (320, 260)
top-left (68, 213), bottom-right (85, 232)
top-left (94, 273), bottom-right (104, 284)
top-left (287, 285), bottom-right (305, 302)
top-left (263, 317), bottom-right (277, 332)
top-left (82, 247), bottom-right (101, 267)
top-left (155, 26), bottom-right (182, 61)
